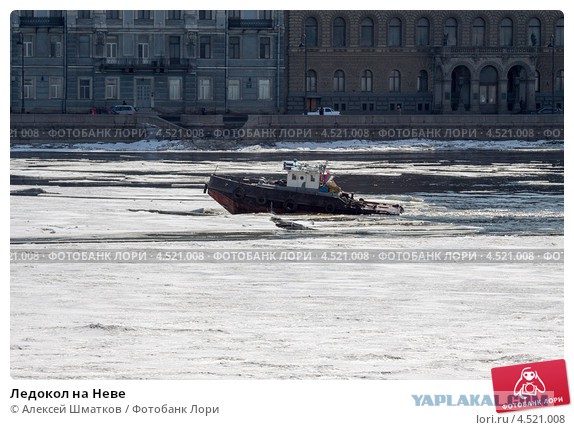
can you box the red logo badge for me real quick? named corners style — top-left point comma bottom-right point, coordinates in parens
top-left (491, 359), bottom-right (570, 413)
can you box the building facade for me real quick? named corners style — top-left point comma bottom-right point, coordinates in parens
top-left (286, 10), bottom-right (564, 114)
top-left (10, 10), bottom-right (285, 114)
top-left (10, 10), bottom-right (563, 116)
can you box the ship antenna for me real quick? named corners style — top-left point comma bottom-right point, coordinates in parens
top-left (213, 164), bottom-right (219, 175)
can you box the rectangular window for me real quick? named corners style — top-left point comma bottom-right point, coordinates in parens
top-left (106, 11), bottom-right (121, 20)
top-left (105, 77), bottom-right (119, 99)
top-left (78, 78), bottom-right (92, 99)
top-left (168, 78), bottom-right (182, 100)
top-left (136, 11), bottom-right (152, 20)
top-left (23, 78), bottom-right (35, 99)
top-left (138, 43), bottom-right (150, 64)
top-left (23, 36), bottom-right (34, 57)
top-left (49, 77), bottom-right (63, 99)
top-left (167, 10), bottom-right (182, 20)
top-left (198, 78), bottom-right (212, 100)
top-left (259, 11), bottom-right (272, 20)
top-left (105, 40), bottom-right (118, 63)
top-left (228, 79), bottom-right (241, 100)
top-left (169, 36), bottom-right (181, 64)
top-left (229, 37), bottom-right (240, 59)
top-left (258, 79), bottom-right (271, 100)
top-left (199, 37), bottom-right (211, 59)
top-left (259, 37), bottom-right (271, 59)
top-left (77, 11), bottom-right (91, 19)
top-left (79, 34), bottom-right (91, 57)
top-left (479, 85), bottom-right (496, 104)
top-left (50, 36), bottom-right (62, 58)
top-left (199, 11), bottom-right (213, 20)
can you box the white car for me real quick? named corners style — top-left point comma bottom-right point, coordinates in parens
top-left (111, 105), bottom-right (137, 115)
top-left (306, 107), bottom-right (341, 115)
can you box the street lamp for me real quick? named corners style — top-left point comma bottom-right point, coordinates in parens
top-left (299, 34), bottom-right (307, 113)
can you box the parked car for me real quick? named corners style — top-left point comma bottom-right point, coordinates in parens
top-left (90, 107), bottom-right (112, 115)
top-left (306, 107), bottom-right (341, 115)
top-left (111, 105), bottom-right (137, 115)
top-left (532, 107), bottom-right (563, 114)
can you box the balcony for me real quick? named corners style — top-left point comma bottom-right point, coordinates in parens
top-left (100, 57), bottom-right (191, 71)
top-left (20, 17), bottom-right (65, 27)
top-left (228, 18), bottom-right (273, 29)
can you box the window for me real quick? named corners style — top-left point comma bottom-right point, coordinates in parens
top-left (23, 78), bottom-right (35, 99)
top-left (479, 66), bottom-right (498, 104)
top-left (49, 77), bottom-right (63, 99)
top-left (389, 69), bottom-right (400, 92)
top-left (306, 70), bottom-right (317, 92)
top-left (333, 17), bottom-right (346, 48)
top-left (229, 37), bottom-right (240, 59)
top-left (259, 37), bottom-right (271, 59)
top-left (259, 11), bottom-right (272, 20)
top-left (199, 11), bottom-right (213, 20)
top-left (417, 70), bottom-right (428, 92)
top-left (535, 70), bottom-right (540, 93)
top-left (50, 35), bottom-right (62, 57)
top-left (228, 79), bottom-right (241, 100)
top-left (556, 70), bottom-right (564, 92)
top-left (258, 79), bottom-right (271, 100)
top-left (555, 18), bottom-right (564, 47)
top-left (416, 18), bottom-right (430, 46)
top-left (137, 43), bottom-right (149, 64)
top-left (333, 70), bottom-right (345, 92)
top-left (305, 17), bottom-right (318, 47)
top-left (444, 18), bottom-right (457, 46)
top-left (472, 18), bottom-right (485, 46)
top-left (198, 78), bottom-right (212, 100)
top-left (78, 78), bottom-right (91, 99)
top-left (105, 38), bottom-right (118, 63)
top-left (169, 78), bottom-right (182, 100)
top-left (106, 11), bottom-right (120, 20)
top-left (169, 36), bottom-right (180, 64)
top-left (388, 18), bottom-right (402, 47)
top-left (500, 18), bottom-right (513, 46)
top-left (361, 70), bottom-right (373, 92)
top-left (200, 36), bottom-right (211, 58)
top-left (528, 18), bottom-right (541, 46)
top-left (77, 11), bottom-right (91, 19)
top-left (360, 18), bottom-right (374, 47)
top-left (167, 11), bottom-right (182, 20)
top-left (105, 77), bottom-right (119, 99)
top-left (229, 11), bottom-right (241, 19)
top-left (136, 11), bottom-right (152, 20)
top-left (23, 35), bottom-right (34, 57)
top-left (79, 34), bottom-right (91, 57)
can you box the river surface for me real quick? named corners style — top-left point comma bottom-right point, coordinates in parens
top-left (10, 144), bottom-right (564, 379)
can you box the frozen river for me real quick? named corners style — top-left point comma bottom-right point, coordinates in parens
top-left (10, 140), bottom-right (564, 379)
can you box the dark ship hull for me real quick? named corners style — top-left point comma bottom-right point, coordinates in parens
top-left (205, 174), bottom-right (403, 215)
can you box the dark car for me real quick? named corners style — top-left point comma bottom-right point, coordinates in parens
top-left (90, 107), bottom-right (113, 115)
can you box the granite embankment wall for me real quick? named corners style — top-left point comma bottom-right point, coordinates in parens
top-left (11, 113), bottom-right (564, 145)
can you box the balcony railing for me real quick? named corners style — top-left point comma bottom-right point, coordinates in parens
top-left (101, 58), bottom-right (190, 68)
top-left (20, 17), bottom-right (65, 27)
top-left (228, 18), bottom-right (273, 29)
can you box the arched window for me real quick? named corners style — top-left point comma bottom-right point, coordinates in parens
top-left (500, 18), bottom-right (513, 46)
top-left (360, 18), bottom-right (374, 47)
top-left (306, 70), bottom-right (317, 93)
top-left (472, 18), bottom-right (485, 46)
top-left (417, 70), bottom-right (428, 92)
top-left (416, 18), bottom-right (430, 46)
top-left (388, 18), bottom-right (402, 47)
top-left (555, 18), bottom-right (564, 47)
top-left (444, 18), bottom-right (457, 46)
top-left (479, 66), bottom-right (498, 104)
top-left (305, 17), bottom-right (318, 47)
top-left (333, 17), bottom-right (346, 48)
top-left (333, 69), bottom-right (345, 92)
top-left (389, 69), bottom-right (400, 92)
top-left (361, 70), bottom-right (373, 92)
top-left (528, 18), bottom-right (541, 46)
top-left (535, 70), bottom-right (540, 93)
